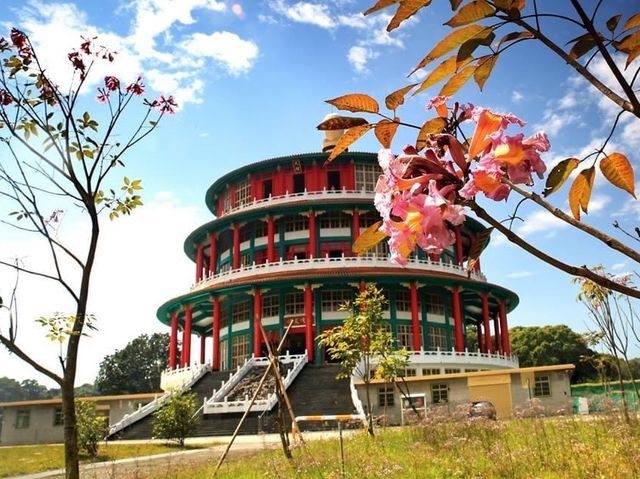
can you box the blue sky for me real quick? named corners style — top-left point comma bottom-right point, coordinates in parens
top-left (0, 0), bottom-right (638, 387)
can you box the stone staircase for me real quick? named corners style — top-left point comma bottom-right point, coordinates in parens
top-left (109, 364), bottom-right (355, 439)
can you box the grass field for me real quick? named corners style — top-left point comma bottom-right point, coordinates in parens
top-left (0, 442), bottom-right (204, 478)
top-left (153, 414), bottom-right (640, 479)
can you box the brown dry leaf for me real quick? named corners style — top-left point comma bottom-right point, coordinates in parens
top-left (325, 124), bottom-right (372, 164)
top-left (622, 13), bottom-right (640, 32)
top-left (445, 0), bottom-right (495, 27)
top-left (353, 220), bottom-right (388, 255)
top-left (374, 119), bottom-right (400, 149)
top-left (495, 31), bottom-right (533, 50)
top-left (568, 167), bottom-right (595, 220)
top-left (618, 30), bottom-right (640, 51)
top-left (385, 83), bottom-right (418, 110)
top-left (388, 0), bottom-right (433, 32)
top-left (365, 0), bottom-right (400, 16)
top-left (568, 33), bottom-right (601, 60)
top-left (326, 93), bottom-right (380, 114)
top-left (317, 116), bottom-right (369, 130)
top-left (473, 54), bottom-right (498, 90)
top-left (415, 117), bottom-right (447, 151)
top-left (439, 63), bottom-right (478, 96)
top-left (413, 24), bottom-right (489, 71)
top-left (600, 152), bottom-right (636, 198)
top-left (467, 227), bottom-right (493, 267)
top-left (627, 46), bottom-right (640, 67)
top-left (413, 56), bottom-right (471, 95)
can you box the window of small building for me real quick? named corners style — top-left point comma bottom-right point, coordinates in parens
top-left (534, 375), bottom-right (551, 397)
top-left (426, 293), bottom-right (445, 315)
top-left (320, 213), bottom-right (351, 229)
top-left (431, 384), bottom-right (448, 404)
top-left (327, 171), bottom-right (341, 190)
top-left (234, 178), bottom-right (251, 207)
top-left (262, 295), bottom-right (279, 318)
top-left (427, 326), bottom-right (447, 350)
top-left (321, 290), bottom-right (352, 312)
top-left (355, 163), bottom-right (380, 192)
top-left (262, 179), bottom-right (273, 199)
top-left (232, 300), bottom-right (249, 324)
top-left (378, 387), bottom-right (394, 407)
top-left (285, 215), bottom-right (308, 232)
top-left (444, 368), bottom-right (461, 374)
top-left (422, 368), bottom-right (440, 376)
top-left (53, 407), bottom-right (64, 426)
top-left (293, 173), bottom-right (305, 193)
top-left (465, 369), bottom-right (478, 373)
top-left (399, 368), bottom-right (417, 377)
top-left (15, 409), bottom-right (30, 429)
top-left (285, 292), bottom-right (305, 316)
top-left (395, 290), bottom-right (411, 312)
top-left (231, 335), bottom-right (249, 369)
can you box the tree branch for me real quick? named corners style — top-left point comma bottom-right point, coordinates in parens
top-left (0, 334), bottom-right (63, 385)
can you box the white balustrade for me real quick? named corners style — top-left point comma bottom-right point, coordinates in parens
top-left (203, 353), bottom-right (308, 414)
top-left (405, 348), bottom-right (519, 369)
top-left (108, 362), bottom-right (210, 437)
top-left (219, 188), bottom-right (373, 219)
top-left (192, 255), bottom-right (486, 292)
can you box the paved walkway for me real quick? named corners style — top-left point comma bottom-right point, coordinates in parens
top-left (7, 431), bottom-right (350, 479)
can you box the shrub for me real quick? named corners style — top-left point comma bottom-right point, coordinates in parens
top-left (152, 391), bottom-right (198, 446)
top-left (76, 400), bottom-right (107, 457)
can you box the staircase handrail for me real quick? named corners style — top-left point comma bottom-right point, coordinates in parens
top-left (107, 362), bottom-right (210, 437)
top-left (209, 356), bottom-right (256, 402)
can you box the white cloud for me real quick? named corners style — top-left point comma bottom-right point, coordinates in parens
top-left (258, 14), bottom-right (279, 24)
top-left (512, 90), bottom-right (524, 104)
top-left (516, 210), bottom-right (567, 237)
top-left (12, 0), bottom-right (258, 106)
top-left (269, 0), bottom-right (335, 28)
top-left (558, 91), bottom-right (577, 109)
top-left (611, 262), bottom-right (626, 271)
top-left (0, 193), bottom-right (207, 386)
top-left (533, 109), bottom-right (580, 137)
top-left (180, 32), bottom-right (259, 75)
top-left (507, 271), bottom-right (533, 278)
top-left (348, 46), bottom-right (377, 73)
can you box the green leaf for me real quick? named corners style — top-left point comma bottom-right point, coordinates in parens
top-left (543, 158), bottom-right (580, 197)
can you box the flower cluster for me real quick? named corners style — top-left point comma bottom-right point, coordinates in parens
top-left (96, 75), bottom-right (147, 104)
top-left (374, 100), bottom-right (550, 265)
top-left (10, 28), bottom-right (31, 63)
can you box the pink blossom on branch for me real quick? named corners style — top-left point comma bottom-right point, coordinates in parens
top-left (126, 77), bottom-right (145, 96)
top-left (156, 95), bottom-right (178, 114)
top-left (104, 76), bottom-right (120, 91)
top-left (374, 102), bottom-right (550, 266)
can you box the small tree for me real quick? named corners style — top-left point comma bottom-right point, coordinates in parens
top-left (75, 400), bottom-right (106, 458)
top-left (152, 391), bottom-right (198, 447)
top-left (318, 284), bottom-right (409, 435)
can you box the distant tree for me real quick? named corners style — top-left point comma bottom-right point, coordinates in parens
top-left (318, 285), bottom-right (409, 435)
top-left (152, 391), bottom-right (198, 447)
top-left (20, 379), bottom-right (52, 400)
top-left (0, 377), bottom-right (23, 401)
top-left (74, 383), bottom-right (98, 397)
top-left (509, 325), bottom-right (597, 382)
top-left (75, 400), bottom-right (106, 457)
top-left (95, 333), bottom-right (170, 395)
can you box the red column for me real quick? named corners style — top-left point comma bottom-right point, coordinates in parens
top-left (267, 216), bottom-right (275, 262)
top-left (304, 284), bottom-right (314, 362)
top-left (169, 312), bottom-right (178, 370)
top-left (493, 313), bottom-right (501, 354)
top-left (481, 293), bottom-right (492, 353)
top-left (410, 283), bottom-right (421, 351)
top-left (208, 232), bottom-right (217, 275)
top-left (212, 296), bottom-right (220, 370)
top-left (452, 286), bottom-right (464, 352)
top-left (200, 334), bottom-right (206, 364)
top-left (232, 223), bottom-right (240, 269)
top-left (253, 288), bottom-right (262, 357)
top-left (476, 322), bottom-right (484, 353)
top-left (499, 300), bottom-right (510, 355)
top-left (455, 226), bottom-right (463, 266)
top-left (195, 244), bottom-right (204, 282)
top-left (308, 211), bottom-right (317, 258)
top-left (352, 209), bottom-right (360, 244)
top-left (182, 305), bottom-right (193, 367)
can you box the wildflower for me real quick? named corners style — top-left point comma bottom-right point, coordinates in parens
top-left (80, 38), bottom-right (92, 55)
top-left (467, 108), bottom-right (525, 159)
top-left (0, 89), bottom-right (13, 106)
top-left (126, 77), bottom-right (145, 96)
top-left (96, 87), bottom-right (110, 104)
top-left (155, 95), bottom-right (178, 114)
top-left (104, 76), bottom-right (120, 91)
top-left (67, 51), bottom-right (86, 77)
top-left (426, 95), bottom-right (449, 118)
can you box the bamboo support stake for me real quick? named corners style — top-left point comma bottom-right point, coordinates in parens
top-left (212, 321), bottom-right (295, 477)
